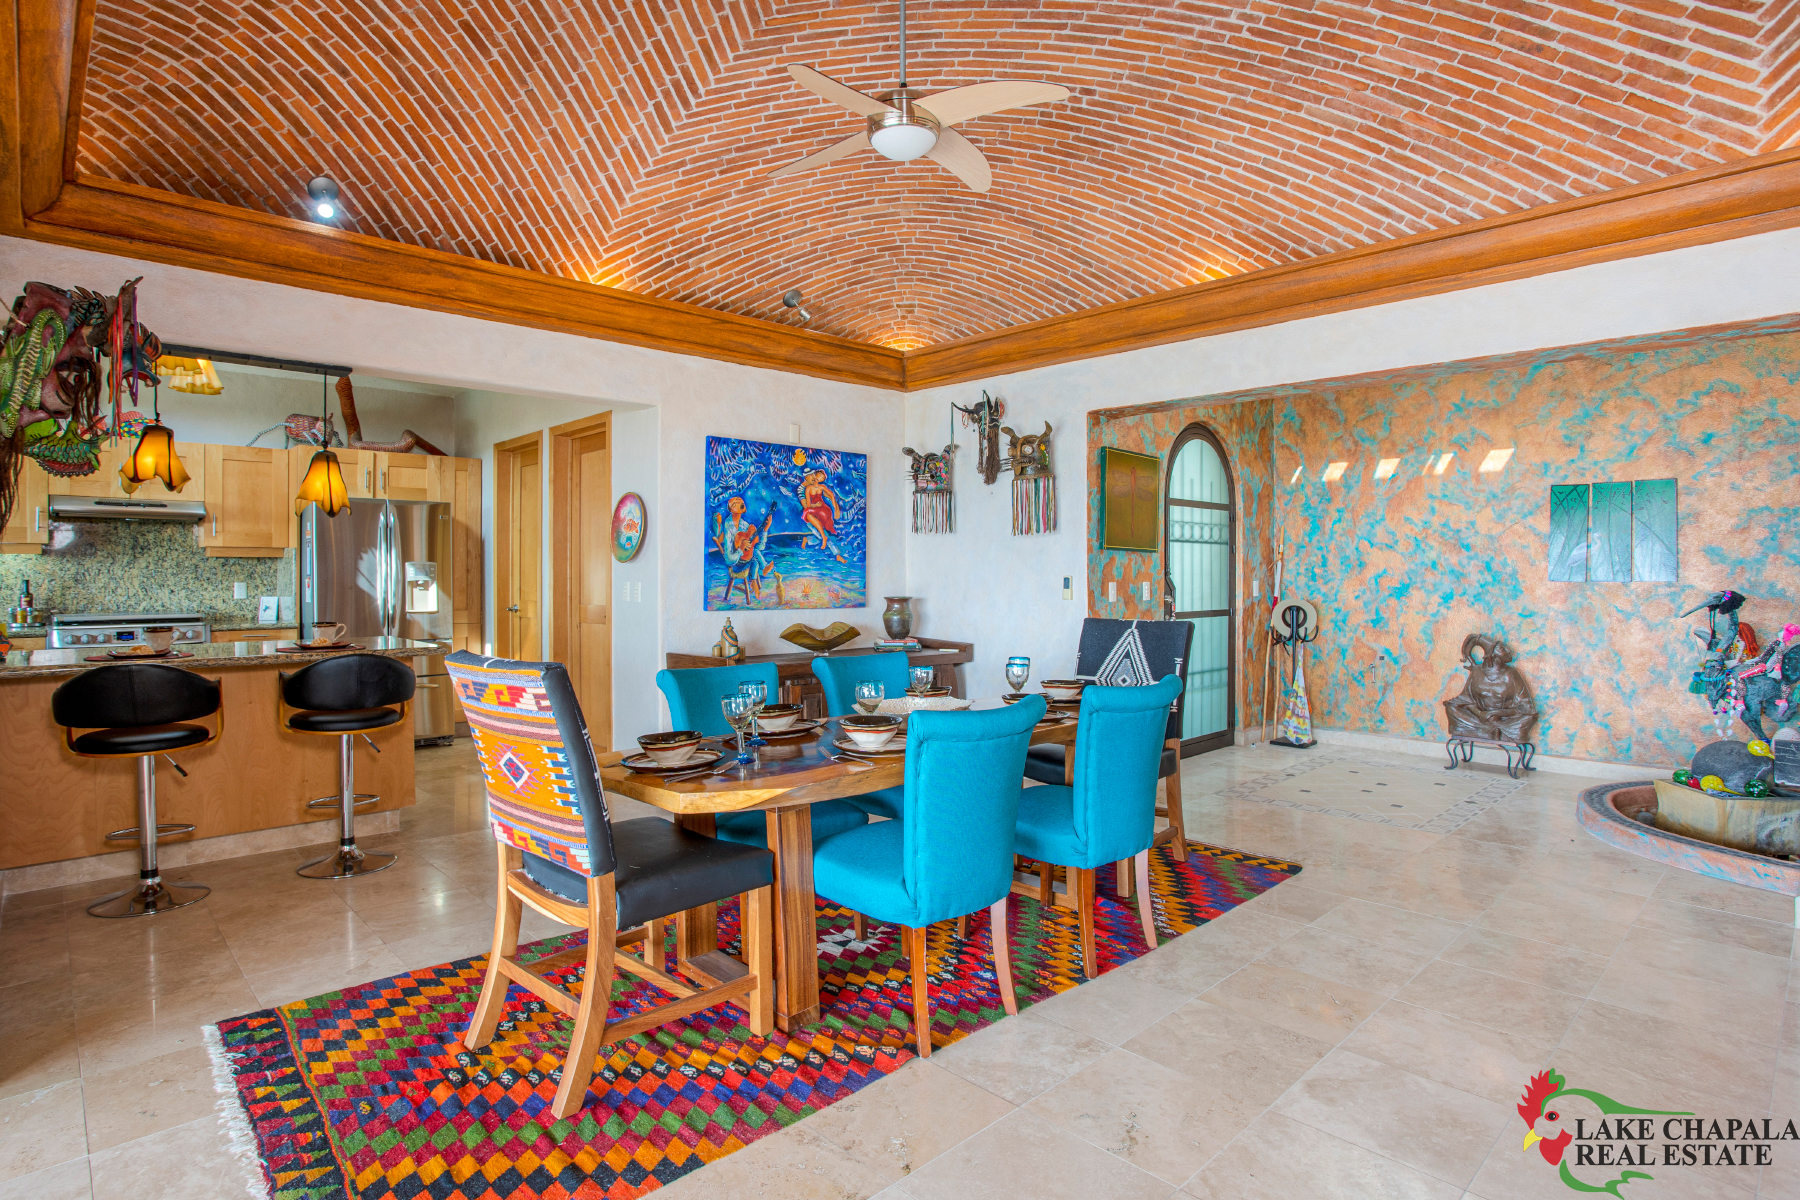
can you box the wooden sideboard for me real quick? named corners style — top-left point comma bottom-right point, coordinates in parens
top-left (666, 637), bottom-right (974, 717)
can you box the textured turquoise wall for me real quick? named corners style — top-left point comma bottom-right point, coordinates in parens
top-left (1091, 319), bottom-right (1800, 767)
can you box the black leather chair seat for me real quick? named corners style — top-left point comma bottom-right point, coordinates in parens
top-left (524, 817), bottom-right (775, 930)
top-left (287, 706), bottom-right (405, 734)
top-left (1023, 742), bottom-right (1177, 786)
top-left (72, 723), bottom-right (212, 756)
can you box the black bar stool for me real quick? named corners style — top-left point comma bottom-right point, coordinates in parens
top-left (53, 663), bottom-right (223, 918)
top-left (280, 653), bottom-right (415, 879)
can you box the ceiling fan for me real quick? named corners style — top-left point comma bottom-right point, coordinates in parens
top-left (770, 0), bottom-right (1069, 193)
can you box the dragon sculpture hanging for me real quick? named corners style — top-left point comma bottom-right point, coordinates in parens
top-left (0, 278), bottom-right (163, 530)
top-left (1684, 589), bottom-right (1800, 741)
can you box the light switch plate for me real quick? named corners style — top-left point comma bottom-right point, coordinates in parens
top-left (1107, 580), bottom-right (1117, 602)
top-left (1062, 576), bottom-right (1073, 601)
top-left (233, 581), bottom-right (248, 599)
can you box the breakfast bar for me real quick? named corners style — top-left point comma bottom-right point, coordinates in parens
top-left (0, 637), bottom-right (443, 872)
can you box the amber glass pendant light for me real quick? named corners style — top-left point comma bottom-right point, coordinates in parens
top-left (294, 374), bottom-right (349, 516)
top-left (119, 383), bottom-right (192, 494)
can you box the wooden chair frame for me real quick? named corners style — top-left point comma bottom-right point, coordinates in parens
top-left (465, 842), bottom-right (775, 1118)
top-left (898, 896), bottom-right (1016, 1058)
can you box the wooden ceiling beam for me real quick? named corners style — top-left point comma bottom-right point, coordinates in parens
top-left (901, 147), bottom-right (1800, 389)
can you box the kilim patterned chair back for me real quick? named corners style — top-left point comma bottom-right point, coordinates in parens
top-left (1074, 617), bottom-right (1194, 743)
top-left (445, 651), bottom-right (616, 881)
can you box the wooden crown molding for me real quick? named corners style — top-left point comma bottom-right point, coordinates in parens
top-left (7, 1), bottom-right (1800, 393)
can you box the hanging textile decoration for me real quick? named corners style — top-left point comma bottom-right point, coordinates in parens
top-left (0, 278), bottom-right (162, 530)
top-left (903, 442), bottom-right (955, 533)
top-left (1269, 598), bottom-right (1320, 748)
top-left (1002, 420), bottom-right (1056, 536)
top-left (952, 390), bottom-right (1005, 485)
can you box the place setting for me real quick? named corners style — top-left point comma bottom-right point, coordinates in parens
top-left (277, 622), bottom-right (364, 653)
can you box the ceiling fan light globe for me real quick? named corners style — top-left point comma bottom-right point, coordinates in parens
top-left (870, 122), bottom-right (938, 161)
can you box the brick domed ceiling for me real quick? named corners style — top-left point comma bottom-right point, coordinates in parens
top-left (81, 1), bottom-right (1800, 349)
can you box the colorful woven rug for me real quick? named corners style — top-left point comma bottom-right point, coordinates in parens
top-left (211, 842), bottom-right (1300, 1200)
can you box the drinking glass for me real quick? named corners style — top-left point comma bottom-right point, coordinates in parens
top-left (739, 681), bottom-right (769, 746)
top-left (854, 680), bottom-right (885, 714)
top-left (908, 665), bottom-right (935, 692)
top-left (1005, 656), bottom-right (1031, 694)
top-left (721, 695), bottom-right (757, 764)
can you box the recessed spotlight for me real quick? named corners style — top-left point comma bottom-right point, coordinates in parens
top-left (306, 176), bottom-right (340, 222)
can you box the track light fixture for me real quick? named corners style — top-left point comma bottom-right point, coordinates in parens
top-left (781, 288), bottom-right (812, 324)
top-left (306, 176), bottom-right (340, 221)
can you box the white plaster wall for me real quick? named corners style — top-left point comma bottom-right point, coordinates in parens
top-left (1, 237), bottom-right (899, 750)
top-left (905, 226), bottom-right (1800, 701)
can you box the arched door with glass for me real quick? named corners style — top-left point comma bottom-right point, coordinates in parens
top-left (1164, 427), bottom-right (1234, 753)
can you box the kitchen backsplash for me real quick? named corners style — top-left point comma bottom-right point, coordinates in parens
top-left (0, 520), bottom-right (293, 624)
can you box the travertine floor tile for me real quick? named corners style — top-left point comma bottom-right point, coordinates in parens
top-left (932, 1008), bottom-right (1111, 1106)
top-left (1340, 1000), bottom-right (1552, 1106)
top-left (1122, 998), bottom-right (1332, 1108)
top-left (1199, 961), bottom-right (1383, 1043)
top-left (895, 1107), bottom-right (1174, 1200)
top-left (1273, 1048), bottom-right (1512, 1188)
top-left (1308, 898), bottom-right (1466, 957)
top-left (1254, 925), bottom-right (1435, 997)
top-left (1183, 1110), bottom-right (1460, 1200)
top-left (0, 1080), bottom-right (87, 1182)
top-left (0, 1157), bottom-right (92, 1200)
top-left (1027, 968), bottom-right (1192, 1046)
top-left (1026, 1047), bottom-right (1260, 1185)
top-left (1393, 959), bottom-right (1584, 1042)
top-left (1438, 926), bottom-right (1609, 996)
top-left (803, 1059), bottom-right (1012, 1182)
top-left (79, 1045), bottom-right (217, 1153)
top-left (86, 1114), bottom-right (269, 1200)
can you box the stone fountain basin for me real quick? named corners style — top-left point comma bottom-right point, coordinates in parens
top-left (1578, 782), bottom-right (1800, 925)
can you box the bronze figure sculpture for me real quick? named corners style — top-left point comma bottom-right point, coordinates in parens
top-left (1443, 634), bottom-right (1538, 742)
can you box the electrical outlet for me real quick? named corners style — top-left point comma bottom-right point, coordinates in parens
top-left (233, 582), bottom-right (248, 599)
top-left (1107, 580), bottom-right (1117, 602)
top-left (1062, 576), bottom-right (1073, 601)
top-left (1141, 582), bottom-right (1153, 602)
top-left (633, 582), bottom-right (641, 602)
top-left (789, 422), bottom-right (801, 444)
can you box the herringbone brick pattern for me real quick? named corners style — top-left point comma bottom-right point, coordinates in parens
top-left (79, 1), bottom-right (1800, 347)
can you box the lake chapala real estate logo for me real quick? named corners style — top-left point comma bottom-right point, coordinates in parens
top-left (1518, 1068), bottom-right (1796, 1195)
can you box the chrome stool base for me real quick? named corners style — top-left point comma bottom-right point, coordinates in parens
top-left (87, 876), bottom-right (209, 918)
top-left (298, 842), bottom-right (396, 879)
top-left (306, 793), bottom-right (379, 811)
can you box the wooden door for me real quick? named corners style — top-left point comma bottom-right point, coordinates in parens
top-left (379, 452), bottom-right (448, 502)
top-left (495, 436), bottom-right (542, 659)
top-left (0, 460), bottom-right (50, 551)
top-left (551, 416), bottom-right (611, 746)
top-left (451, 457), bottom-right (484, 654)
top-left (201, 445), bottom-right (290, 554)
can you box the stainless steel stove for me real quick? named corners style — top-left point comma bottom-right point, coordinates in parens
top-left (48, 612), bottom-right (211, 649)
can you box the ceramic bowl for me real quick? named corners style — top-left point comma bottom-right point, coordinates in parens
top-left (906, 686), bottom-right (951, 698)
top-left (1001, 692), bottom-right (1029, 704)
top-left (840, 713), bottom-right (901, 750)
top-left (638, 730), bottom-right (704, 766)
top-left (759, 703), bottom-right (803, 731)
top-left (1042, 679), bottom-right (1086, 701)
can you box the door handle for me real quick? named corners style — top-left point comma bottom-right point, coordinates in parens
top-left (211, 515), bottom-right (218, 537)
top-left (382, 469), bottom-right (388, 491)
top-left (414, 682), bottom-right (440, 688)
top-left (507, 605), bottom-right (520, 613)
top-left (33, 505), bottom-right (40, 533)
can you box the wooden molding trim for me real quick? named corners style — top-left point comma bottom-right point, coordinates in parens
top-left (24, 177), bottom-right (907, 389)
top-left (902, 146), bottom-right (1800, 389)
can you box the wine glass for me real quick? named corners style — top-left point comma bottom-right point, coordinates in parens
top-left (854, 680), bottom-right (885, 714)
top-left (1005, 656), bottom-right (1031, 694)
top-left (720, 695), bottom-right (757, 764)
top-left (739, 681), bottom-right (769, 745)
top-left (908, 665), bottom-right (935, 693)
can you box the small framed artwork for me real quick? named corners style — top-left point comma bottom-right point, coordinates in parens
top-left (1101, 447), bottom-right (1161, 550)
top-left (611, 492), bottom-right (646, 563)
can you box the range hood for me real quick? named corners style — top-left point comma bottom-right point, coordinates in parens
top-left (49, 495), bottom-right (208, 522)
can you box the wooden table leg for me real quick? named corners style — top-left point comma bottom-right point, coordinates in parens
top-left (765, 806), bottom-right (821, 1030)
top-left (674, 814), bottom-right (719, 961)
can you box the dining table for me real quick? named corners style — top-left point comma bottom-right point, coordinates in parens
top-left (597, 698), bottom-right (1079, 1031)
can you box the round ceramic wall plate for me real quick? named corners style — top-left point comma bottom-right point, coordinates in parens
top-left (621, 747), bottom-right (725, 773)
top-left (612, 492), bottom-right (646, 563)
top-left (833, 736), bottom-right (905, 757)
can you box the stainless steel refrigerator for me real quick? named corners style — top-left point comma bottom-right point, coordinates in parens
top-left (300, 499), bottom-right (457, 744)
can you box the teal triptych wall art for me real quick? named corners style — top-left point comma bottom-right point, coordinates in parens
top-left (1548, 479), bottom-right (1677, 583)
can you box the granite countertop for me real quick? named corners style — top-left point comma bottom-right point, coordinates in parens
top-left (210, 621), bottom-right (299, 631)
top-left (0, 637), bottom-right (448, 678)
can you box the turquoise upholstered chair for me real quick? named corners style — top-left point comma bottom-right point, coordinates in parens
top-left (809, 653), bottom-right (913, 819)
top-left (812, 696), bottom-right (1047, 1057)
top-left (1014, 675), bottom-right (1183, 977)
top-left (654, 665), bottom-right (869, 849)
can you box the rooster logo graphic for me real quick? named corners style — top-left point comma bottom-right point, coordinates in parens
top-left (1518, 1069), bottom-right (1691, 1196)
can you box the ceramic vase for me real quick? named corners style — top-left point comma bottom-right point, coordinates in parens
top-left (882, 596), bottom-right (914, 639)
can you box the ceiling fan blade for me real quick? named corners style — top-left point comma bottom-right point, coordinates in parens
top-left (914, 80), bottom-right (1070, 127)
top-left (787, 64), bottom-right (894, 117)
top-left (770, 131), bottom-right (872, 177)
top-left (925, 127), bottom-right (991, 192)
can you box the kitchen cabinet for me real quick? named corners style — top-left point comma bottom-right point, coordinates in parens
top-left (379, 452), bottom-right (449, 502)
top-left (200, 445), bottom-right (289, 557)
top-left (0, 457), bottom-right (50, 552)
top-left (211, 628), bottom-right (296, 643)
